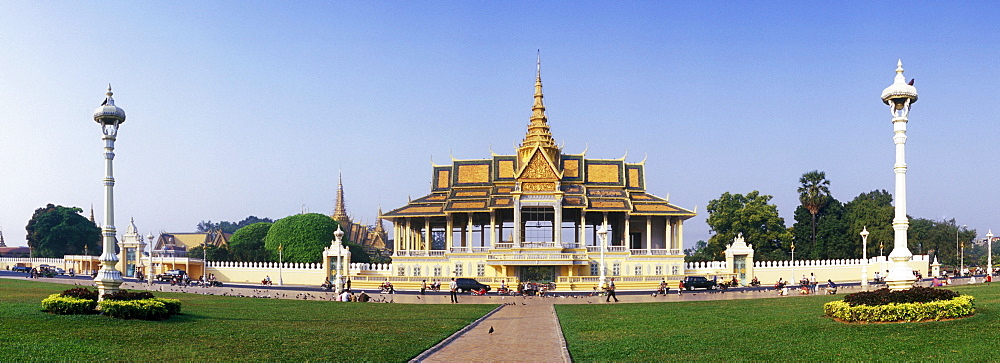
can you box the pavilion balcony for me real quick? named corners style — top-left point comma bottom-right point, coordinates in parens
top-left (394, 250), bottom-right (446, 257)
top-left (586, 246), bottom-right (628, 253)
top-left (628, 249), bottom-right (679, 255)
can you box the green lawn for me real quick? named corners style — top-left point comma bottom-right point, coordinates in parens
top-left (0, 279), bottom-right (496, 361)
top-left (557, 283), bottom-right (1000, 362)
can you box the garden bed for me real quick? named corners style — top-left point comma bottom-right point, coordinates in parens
top-left (824, 287), bottom-right (975, 323)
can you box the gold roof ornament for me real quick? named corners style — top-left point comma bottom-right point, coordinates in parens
top-left (518, 51), bottom-right (560, 170)
top-left (332, 171), bottom-right (349, 223)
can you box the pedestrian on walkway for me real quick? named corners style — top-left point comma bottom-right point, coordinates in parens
top-left (450, 278), bottom-right (459, 303)
top-left (421, 279), bottom-right (427, 295)
top-left (606, 278), bottom-right (619, 302)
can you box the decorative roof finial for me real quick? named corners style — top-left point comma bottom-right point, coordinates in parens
top-left (333, 170), bottom-right (348, 222)
top-left (521, 51), bottom-right (556, 150)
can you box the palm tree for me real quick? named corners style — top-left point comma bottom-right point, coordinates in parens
top-left (798, 170), bottom-right (830, 250)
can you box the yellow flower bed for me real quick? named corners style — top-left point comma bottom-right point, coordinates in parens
top-left (824, 295), bottom-right (975, 322)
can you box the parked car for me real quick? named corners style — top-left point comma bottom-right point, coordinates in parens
top-left (454, 278), bottom-right (491, 293)
top-left (682, 276), bottom-right (718, 290)
top-left (50, 267), bottom-right (66, 275)
top-left (12, 266), bottom-right (32, 273)
top-left (156, 269), bottom-right (187, 282)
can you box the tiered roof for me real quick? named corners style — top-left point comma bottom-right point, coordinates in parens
top-left (384, 60), bottom-right (694, 220)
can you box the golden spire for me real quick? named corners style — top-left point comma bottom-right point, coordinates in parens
top-left (332, 171), bottom-right (349, 223)
top-left (521, 50), bottom-right (556, 150)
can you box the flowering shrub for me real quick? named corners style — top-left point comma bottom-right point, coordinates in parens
top-left (41, 288), bottom-right (180, 320)
top-left (825, 295), bottom-right (975, 322)
top-left (842, 287), bottom-right (959, 307)
top-left (41, 294), bottom-right (97, 315)
top-left (98, 298), bottom-right (181, 320)
top-left (102, 290), bottom-right (155, 301)
top-left (60, 287), bottom-right (99, 301)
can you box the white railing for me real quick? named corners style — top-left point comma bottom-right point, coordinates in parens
top-left (349, 263), bottom-right (393, 272)
top-left (450, 247), bottom-right (470, 253)
top-left (670, 249), bottom-right (683, 255)
top-left (521, 242), bottom-right (559, 248)
top-left (606, 246), bottom-right (627, 252)
top-left (487, 253), bottom-right (588, 261)
top-left (471, 247), bottom-right (490, 253)
top-left (561, 243), bottom-right (581, 249)
top-left (394, 250), bottom-right (447, 257)
top-left (206, 261), bottom-right (323, 269)
top-left (0, 257), bottom-right (66, 265)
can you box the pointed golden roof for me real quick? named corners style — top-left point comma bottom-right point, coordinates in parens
top-left (521, 53), bottom-right (557, 150)
top-left (332, 171), bottom-right (349, 223)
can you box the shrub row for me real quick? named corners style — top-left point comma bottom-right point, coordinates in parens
top-left (41, 294), bottom-right (98, 315)
top-left (825, 295), bottom-right (975, 322)
top-left (103, 290), bottom-right (155, 301)
top-left (842, 287), bottom-right (959, 307)
top-left (60, 287), bottom-right (99, 301)
top-left (98, 298), bottom-right (182, 320)
top-left (41, 288), bottom-right (181, 320)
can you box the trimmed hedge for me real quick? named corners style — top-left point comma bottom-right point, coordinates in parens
top-left (825, 295), bottom-right (975, 322)
top-left (40, 287), bottom-right (181, 320)
top-left (98, 298), bottom-right (182, 320)
top-left (842, 287), bottom-right (959, 306)
top-left (41, 294), bottom-right (97, 315)
top-left (60, 287), bottom-right (98, 301)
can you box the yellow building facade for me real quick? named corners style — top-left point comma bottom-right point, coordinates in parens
top-left (381, 65), bottom-right (696, 291)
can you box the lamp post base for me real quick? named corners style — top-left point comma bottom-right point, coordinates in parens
top-left (885, 257), bottom-right (916, 291)
top-left (95, 270), bottom-right (124, 301)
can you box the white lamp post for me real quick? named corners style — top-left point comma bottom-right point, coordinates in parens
top-left (597, 223), bottom-right (608, 288)
top-left (92, 86), bottom-right (126, 300)
top-left (861, 227), bottom-right (869, 289)
top-left (278, 243), bottom-right (284, 286)
top-left (956, 224), bottom-right (965, 274)
top-left (334, 227), bottom-right (345, 294)
top-left (988, 230), bottom-right (994, 276)
top-left (147, 233), bottom-right (154, 285)
top-left (881, 60), bottom-right (919, 291)
top-left (790, 242), bottom-right (795, 286)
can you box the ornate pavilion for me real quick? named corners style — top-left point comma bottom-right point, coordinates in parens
top-left (382, 63), bottom-right (696, 289)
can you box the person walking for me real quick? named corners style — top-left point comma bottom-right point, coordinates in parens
top-left (449, 278), bottom-right (459, 303)
top-left (421, 280), bottom-right (427, 295)
top-left (606, 278), bottom-right (619, 302)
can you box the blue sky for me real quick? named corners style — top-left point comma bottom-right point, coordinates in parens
top-left (1, 2), bottom-right (998, 249)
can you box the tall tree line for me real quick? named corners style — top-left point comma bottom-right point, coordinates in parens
top-left (694, 171), bottom-right (979, 266)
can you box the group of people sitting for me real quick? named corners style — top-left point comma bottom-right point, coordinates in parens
top-left (335, 290), bottom-right (371, 302)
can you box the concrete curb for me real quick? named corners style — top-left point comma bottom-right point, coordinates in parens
top-left (551, 305), bottom-right (574, 363)
top-left (409, 304), bottom-right (506, 363)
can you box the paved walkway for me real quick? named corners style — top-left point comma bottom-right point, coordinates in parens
top-left (414, 301), bottom-right (570, 363)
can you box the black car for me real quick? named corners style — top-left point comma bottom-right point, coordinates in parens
top-left (156, 269), bottom-right (187, 282)
top-left (454, 278), bottom-right (491, 293)
top-left (682, 276), bottom-right (718, 290)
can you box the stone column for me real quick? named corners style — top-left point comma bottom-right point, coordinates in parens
top-left (646, 216), bottom-right (653, 254)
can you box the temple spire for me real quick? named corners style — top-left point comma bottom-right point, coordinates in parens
top-left (0, 228), bottom-right (6, 248)
top-left (332, 171), bottom-right (349, 223)
top-left (518, 51), bottom-right (559, 167)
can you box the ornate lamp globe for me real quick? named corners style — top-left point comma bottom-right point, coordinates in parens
top-left (881, 60), bottom-right (918, 109)
top-left (93, 85), bottom-right (126, 125)
top-left (334, 226), bottom-right (345, 242)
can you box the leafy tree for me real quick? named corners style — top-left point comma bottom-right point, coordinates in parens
top-left (797, 170), bottom-right (830, 248)
top-left (263, 213), bottom-right (340, 263)
top-left (909, 218), bottom-right (975, 267)
top-left (235, 216), bottom-right (274, 230)
top-left (25, 204), bottom-right (101, 258)
top-left (187, 244), bottom-right (230, 261)
top-left (228, 222), bottom-right (273, 262)
top-left (198, 216), bottom-right (274, 234)
top-left (842, 190), bottom-right (894, 258)
top-left (684, 240), bottom-right (714, 262)
top-left (706, 191), bottom-right (791, 261)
